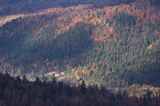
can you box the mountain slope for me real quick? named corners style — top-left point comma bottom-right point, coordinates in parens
top-left (0, 0), bottom-right (160, 87)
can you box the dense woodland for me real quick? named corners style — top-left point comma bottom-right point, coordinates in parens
top-left (0, 73), bottom-right (160, 106)
top-left (0, 0), bottom-right (160, 105)
top-left (0, 0), bottom-right (160, 87)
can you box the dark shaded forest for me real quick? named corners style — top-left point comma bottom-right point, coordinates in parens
top-left (0, 73), bottom-right (160, 106)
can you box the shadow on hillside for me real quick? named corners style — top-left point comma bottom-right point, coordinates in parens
top-left (0, 15), bottom-right (93, 66)
top-left (124, 62), bottom-right (160, 87)
top-left (0, 0), bottom-right (135, 16)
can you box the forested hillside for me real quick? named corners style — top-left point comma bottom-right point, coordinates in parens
top-left (0, 0), bottom-right (160, 88)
